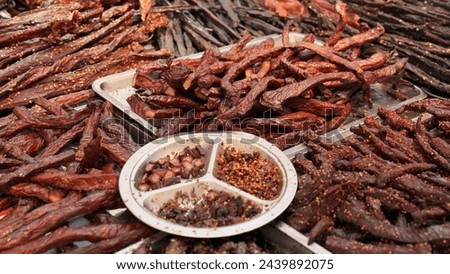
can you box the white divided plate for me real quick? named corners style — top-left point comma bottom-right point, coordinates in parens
top-left (119, 131), bottom-right (297, 238)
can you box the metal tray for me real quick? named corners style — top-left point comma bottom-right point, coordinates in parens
top-left (92, 33), bottom-right (284, 136)
top-left (92, 33), bottom-right (426, 139)
top-left (116, 220), bottom-right (330, 254)
top-left (119, 131), bottom-right (297, 238)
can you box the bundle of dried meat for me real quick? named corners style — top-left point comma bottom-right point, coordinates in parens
top-left (286, 98), bottom-right (450, 254)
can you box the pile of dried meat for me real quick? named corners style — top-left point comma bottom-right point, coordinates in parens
top-left (293, 0), bottom-right (450, 98)
top-left (0, 1), bottom-right (172, 112)
top-left (132, 233), bottom-right (275, 254)
top-left (158, 189), bottom-right (262, 227)
top-left (130, 7), bottom-right (408, 149)
top-left (0, 93), bottom-right (159, 253)
top-left (286, 98), bottom-right (450, 253)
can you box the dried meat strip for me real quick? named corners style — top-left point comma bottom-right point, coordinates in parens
top-left (31, 171), bottom-right (118, 191)
top-left (127, 94), bottom-right (180, 119)
top-left (0, 198), bottom-right (40, 225)
top-left (356, 124), bottom-right (415, 163)
top-left (145, 95), bottom-right (201, 110)
top-left (97, 129), bottom-right (132, 166)
top-left (364, 187), bottom-right (419, 214)
top-left (414, 118), bottom-right (450, 172)
top-left (307, 216), bottom-right (334, 244)
top-left (0, 192), bottom-right (83, 238)
top-left (0, 223), bottom-right (141, 254)
top-left (430, 137), bottom-right (450, 160)
top-left (0, 139), bottom-right (35, 163)
top-left (38, 122), bottom-right (84, 158)
top-left (288, 182), bottom-right (357, 231)
top-left (0, 150), bottom-right (75, 190)
top-left (0, 197), bottom-right (17, 212)
top-left (375, 163), bottom-right (437, 188)
top-left (333, 24), bottom-right (385, 51)
top-left (64, 222), bottom-right (155, 254)
top-left (392, 175), bottom-right (450, 212)
top-left (325, 236), bottom-right (432, 254)
top-left (75, 106), bottom-right (101, 162)
top-left (377, 108), bottom-right (414, 132)
top-left (221, 46), bottom-right (286, 98)
top-left (260, 72), bottom-right (357, 111)
top-left (365, 196), bottom-right (385, 221)
top-left (12, 104), bottom-right (92, 129)
top-left (0, 190), bottom-right (118, 251)
top-left (337, 198), bottom-right (450, 244)
top-left (6, 182), bottom-right (66, 203)
top-left (439, 121), bottom-right (450, 135)
top-left (0, 10), bottom-right (134, 85)
top-left (217, 76), bottom-right (276, 121)
top-left (412, 207), bottom-right (448, 225)
top-left (7, 132), bottom-right (44, 156)
top-left (425, 106), bottom-right (450, 121)
top-left (418, 172), bottom-right (450, 189)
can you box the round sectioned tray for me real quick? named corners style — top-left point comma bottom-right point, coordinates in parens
top-left (119, 132), bottom-right (297, 238)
